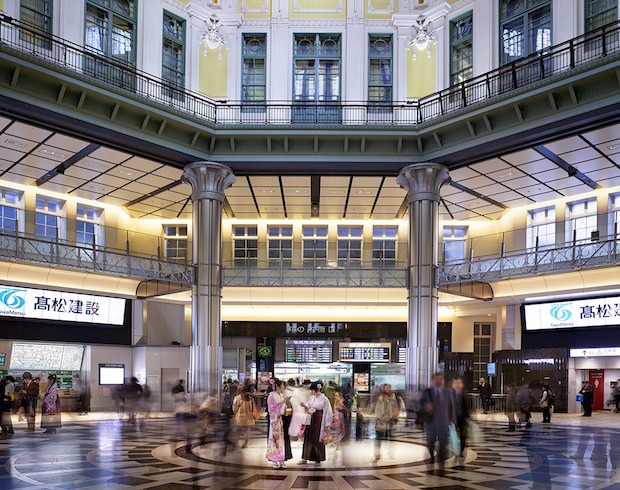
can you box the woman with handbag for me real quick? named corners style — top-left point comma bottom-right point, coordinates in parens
top-left (41, 374), bottom-right (61, 434)
top-left (298, 381), bottom-right (333, 465)
top-left (232, 386), bottom-right (256, 449)
top-left (266, 379), bottom-right (292, 469)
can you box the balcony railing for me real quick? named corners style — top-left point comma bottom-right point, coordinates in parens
top-left (0, 232), bottom-right (193, 284)
top-left (438, 234), bottom-right (620, 285)
top-left (222, 265), bottom-right (407, 288)
top-left (1, 14), bottom-right (619, 127)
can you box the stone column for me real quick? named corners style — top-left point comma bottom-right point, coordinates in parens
top-left (396, 163), bottom-right (450, 389)
top-left (182, 162), bottom-right (235, 395)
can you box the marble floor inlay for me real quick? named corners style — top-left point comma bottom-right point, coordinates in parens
top-left (0, 412), bottom-right (618, 489)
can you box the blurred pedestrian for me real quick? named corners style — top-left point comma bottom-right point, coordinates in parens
top-left (420, 373), bottom-right (455, 465)
top-left (373, 383), bottom-right (399, 463)
top-left (41, 374), bottom-right (61, 434)
top-left (232, 386), bottom-right (256, 448)
top-left (613, 380), bottom-right (620, 413)
top-left (540, 384), bottom-right (551, 423)
top-left (505, 383), bottom-right (517, 432)
top-left (299, 381), bottom-right (333, 465)
top-left (142, 382), bottom-right (152, 418)
top-left (172, 379), bottom-right (186, 413)
top-left (0, 375), bottom-right (15, 437)
top-left (21, 372), bottom-right (39, 432)
top-left (516, 382), bottom-right (534, 428)
top-left (266, 379), bottom-right (291, 469)
top-left (125, 377), bottom-right (143, 423)
top-left (479, 377), bottom-right (492, 414)
top-left (451, 377), bottom-right (470, 457)
top-left (72, 374), bottom-right (87, 414)
top-left (579, 380), bottom-right (594, 417)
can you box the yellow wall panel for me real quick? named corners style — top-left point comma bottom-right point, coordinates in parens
top-left (289, 0), bottom-right (346, 20)
top-left (364, 0), bottom-right (397, 19)
top-left (199, 47), bottom-right (229, 99)
top-left (238, 0), bottom-right (271, 18)
top-left (406, 46), bottom-right (436, 99)
top-left (0, 1), bottom-right (4, 11)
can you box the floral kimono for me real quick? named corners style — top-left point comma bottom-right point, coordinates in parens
top-left (266, 391), bottom-right (285, 463)
top-left (41, 381), bottom-right (61, 429)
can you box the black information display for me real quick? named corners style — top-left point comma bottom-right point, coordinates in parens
top-left (285, 340), bottom-right (333, 363)
top-left (339, 342), bottom-right (391, 362)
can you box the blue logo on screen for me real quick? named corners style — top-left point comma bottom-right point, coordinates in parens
top-left (0, 288), bottom-right (26, 310)
top-left (550, 303), bottom-right (572, 322)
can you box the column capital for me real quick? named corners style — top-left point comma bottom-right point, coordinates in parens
top-left (396, 163), bottom-right (450, 203)
top-left (182, 161), bottom-right (236, 202)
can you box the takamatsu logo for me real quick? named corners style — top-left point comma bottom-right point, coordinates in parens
top-left (0, 288), bottom-right (26, 316)
top-left (549, 303), bottom-right (572, 323)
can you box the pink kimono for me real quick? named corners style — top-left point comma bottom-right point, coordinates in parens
top-left (266, 391), bottom-right (285, 463)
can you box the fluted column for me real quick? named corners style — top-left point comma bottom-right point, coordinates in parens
top-left (396, 163), bottom-right (450, 389)
top-left (182, 162), bottom-right (235, 395)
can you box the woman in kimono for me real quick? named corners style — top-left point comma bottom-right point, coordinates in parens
top-left (298, 381), bottom-right (333, 465)
top-left (266, 379), bottom-right (292, 469)
top-left (41, 374), bottom-right (61, 434)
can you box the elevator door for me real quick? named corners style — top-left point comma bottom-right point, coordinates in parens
top-left (161, 368), bottom-right (182, 412)
top-left (589, 369), bottom-right (605, 411)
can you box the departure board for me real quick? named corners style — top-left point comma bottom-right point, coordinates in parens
top-left (339, 342), bottom-right (391, 362)
top-left (285, 340), bottom-right (333, 363)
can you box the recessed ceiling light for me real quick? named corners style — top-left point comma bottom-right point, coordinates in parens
top-left (497, 171), bottom-right (515, 178)
top-left (356, 190), bottom-right (373, 195)
top-left (608, 145), bottom-right (618, 150)
top-left (116, 169), bottom-right (134, 176)
top-left (81, 160), bottom-right (107, 169)
top-left (5, 139), bottom-right (26, 148)
top-left (258, 189), bottom-right (275, 194)
top-left (39, 148), bottom-right (66, 158)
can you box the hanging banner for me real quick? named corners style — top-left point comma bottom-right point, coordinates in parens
top-left (0, 285), bottom-right (126, 325)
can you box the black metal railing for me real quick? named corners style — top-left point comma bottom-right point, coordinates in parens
top-left (1, 14), bottom-right (619, 127)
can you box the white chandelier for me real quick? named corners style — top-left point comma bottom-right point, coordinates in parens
top-left (408, 17), bottom-right (436, 60)
top-left (200, 14), bottom-right (226, 59)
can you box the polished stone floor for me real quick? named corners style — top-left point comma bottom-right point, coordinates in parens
top-left (0, 411), bottom-right (619, 489)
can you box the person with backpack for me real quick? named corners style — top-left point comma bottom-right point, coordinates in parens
top-left (540, 384), bottom-right (552, 423)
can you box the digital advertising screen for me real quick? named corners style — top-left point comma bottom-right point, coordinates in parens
top-left (99, 364), bottom-right (125, 385)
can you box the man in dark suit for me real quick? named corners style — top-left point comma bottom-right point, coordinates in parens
top-left (420, 373), bottom-right (455, 465)
top-left (479, 377), bottom-right (492, 414)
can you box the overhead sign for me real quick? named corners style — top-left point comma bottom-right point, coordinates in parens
top-left (0, 286), bottom-right (126, 325)
top-left (339, 342), bottom-right (391, 362)
top-left (570, 347), bottom-right (620, 358)
top-left (523, 296), bottom-right (620, 331)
